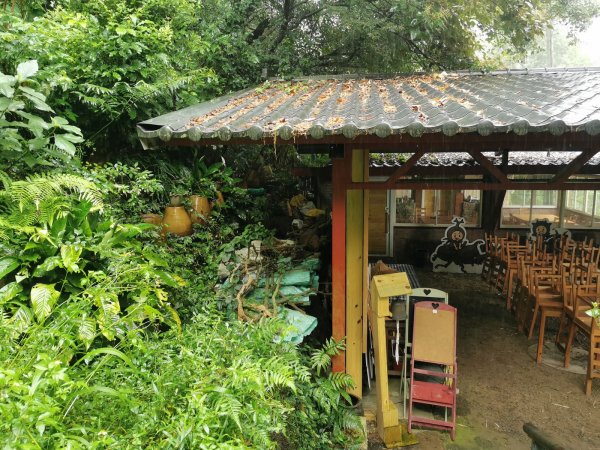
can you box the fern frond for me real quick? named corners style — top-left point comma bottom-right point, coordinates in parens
top-left (328, 371), bottom-right (355, 392)
top-left (209, 392), bottom-right (243, 431)
top-left (0, 170), bottom-right (11, 190)
top-left (0, 172), bottom-right (103, 231)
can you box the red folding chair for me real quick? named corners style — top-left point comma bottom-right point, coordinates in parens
top-left (408, 301), bottom-right (458, 440)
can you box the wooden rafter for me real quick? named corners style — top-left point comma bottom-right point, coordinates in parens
top-left (384, 148), bottom-right (426, 186)
top-left (551, 149), bottom-right (599, 184)
top-left (467, 149), bottom-right (508, 184)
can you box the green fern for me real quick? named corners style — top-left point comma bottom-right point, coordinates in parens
top-left (0, 172), bottom-right (103, 238)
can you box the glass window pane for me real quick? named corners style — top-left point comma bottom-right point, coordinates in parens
top-left (394, 188), bottom-right (481, 226)
top-left (564, 190), bottom-right (593, 227)
top-left (420, 190), bottom-right (437, 224)
top-left (586, 191), bottom-right (595, 214)
top-left (395, 189), bottom-right (415, 223)
top-left (501, 191), bottom-right (531, 227)
top-left (531, 190), bottom-right (559, 226)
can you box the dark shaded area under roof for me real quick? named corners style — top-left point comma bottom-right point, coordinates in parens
top-left (137, 69), bottom-right (600, 149)
top-left (370, 151), bottom-right (600, 168)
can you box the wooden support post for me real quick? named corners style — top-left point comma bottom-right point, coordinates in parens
top-left (369, 273), bottom-right (412, 448)
top-left (362, 150), bottom-right (370, 356)
top-left (331, 149), bottom-right (349, 372)
top-left (346, 149), bottom-right (367, 396)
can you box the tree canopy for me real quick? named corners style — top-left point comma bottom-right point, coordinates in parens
top-left (1, 0), bottom-right (598, 155)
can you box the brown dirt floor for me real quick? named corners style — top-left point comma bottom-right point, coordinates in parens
top-left (367, 269), bottom-right (600, 450)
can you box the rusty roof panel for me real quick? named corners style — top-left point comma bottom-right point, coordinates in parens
top-left (138, 69), bottom-right (600, 147)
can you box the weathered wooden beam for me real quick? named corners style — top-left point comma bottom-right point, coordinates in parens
top-left (347, 181), bottom-right (600, 190)
top-left (362, 149), bottom-right (370, 357)
top-left (370, 165), bottom-right (600, 177)
top-left (331, 150), bottom-right (350, 373)
top-left (385, 148), bottom-right (427, 185)
top-left (467, 149), bottom-right (508, 183)
top-left (551, 149), bottom-right (599, 184)
top-left (345, 148), bottom-right (366, 396)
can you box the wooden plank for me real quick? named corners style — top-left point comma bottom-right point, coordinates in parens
top-left (372, 272), bottom-right (413, 298)
top-left (346, 148), bottom-right (366, 397)
top-left (412, 308), bottom-right (456, 365)
top-left (368, 190), bottom-right (388, 254)
top-left (362, 149), bottom-right (370, 355)
top-left (331, 150), bottom-right (349, 373)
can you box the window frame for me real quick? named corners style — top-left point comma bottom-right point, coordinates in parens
top-left (392, 188), bottom-right (482, 228)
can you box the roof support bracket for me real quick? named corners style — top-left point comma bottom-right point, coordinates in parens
top-left (550, 149), bottom-right (599, 184)
top-left (467, 150), bottom-right (508, 184)
top-left (384, 148), bottom-right (427, 187)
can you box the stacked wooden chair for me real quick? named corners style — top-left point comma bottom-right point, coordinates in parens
top-left (559, 282), bottom-right (600, 395)
top-left (484, 231), bottom-right (600, 394)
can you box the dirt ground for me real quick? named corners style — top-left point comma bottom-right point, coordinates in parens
top-left (367, 269), bottom-right (600, 450)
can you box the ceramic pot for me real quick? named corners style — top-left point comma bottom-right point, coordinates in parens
top-left (141, 213), bottom-right (163, 227)
top-left (189, 195), bottom-right (212, 224)
top-left (162, 206), bottom-right (192, 236)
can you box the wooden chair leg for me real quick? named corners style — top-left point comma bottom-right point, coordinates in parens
top-left (527, 305), bottom-right (540, 340)
top-left (506, 271), bottom-right (514, 310)
top-left (536, 312), bottom-right (547, 364)
top-left (555, 311), bottom-right (569, 351)
top-left (564, 322), bottom-right (577, 369)
top-left (586, 361), bottom-right (593, 395)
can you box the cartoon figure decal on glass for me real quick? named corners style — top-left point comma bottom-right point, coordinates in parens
top-left (431, 217), bottom-right (485, 273)
top-left (527, 218), bottom-right (571, 253)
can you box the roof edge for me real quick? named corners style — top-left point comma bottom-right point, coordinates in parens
top-left (270, 67), bottom-right (600, 82)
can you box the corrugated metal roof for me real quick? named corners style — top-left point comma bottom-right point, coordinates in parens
top-left (370, 151), bottom-right (600, 168)
top-left (137, 69), bottom-right (600, 147)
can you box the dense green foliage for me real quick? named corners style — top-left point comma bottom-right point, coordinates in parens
top-left (2, 0), bottom-right (598, 155)
top-left (1, 1), bottom-right (599, 447)
top-left (0, 65), bottom-right (363, 448)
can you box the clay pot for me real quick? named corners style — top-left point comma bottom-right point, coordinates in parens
top-left (189, 195), bottom-right (212, 224)
top-left (162, 206), bottom-right (192, 236)
top-left (141, 213), bottom-right (163, 227)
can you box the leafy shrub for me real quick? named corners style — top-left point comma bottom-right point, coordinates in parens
top-left (0, 307), bottom-right (362, 449)
top-left (86, 161), bottom-right (165, 220)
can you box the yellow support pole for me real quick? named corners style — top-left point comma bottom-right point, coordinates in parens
top-left (346, 148), bottom-right (367, 397)
top-left (369, 273), bottom-right (412, 447)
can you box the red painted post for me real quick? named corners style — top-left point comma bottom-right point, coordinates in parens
top-left (331, 149), bottom-right (349, 372)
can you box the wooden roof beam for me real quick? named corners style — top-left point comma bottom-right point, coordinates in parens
top-left (384, 148), bottom-right (427, 186)
top-left (347, 180), bottom-right (600, 190)
top-left (467, 149), bottom-right (508, 184)
top-left (550, 149), bottom-right (599, 184)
